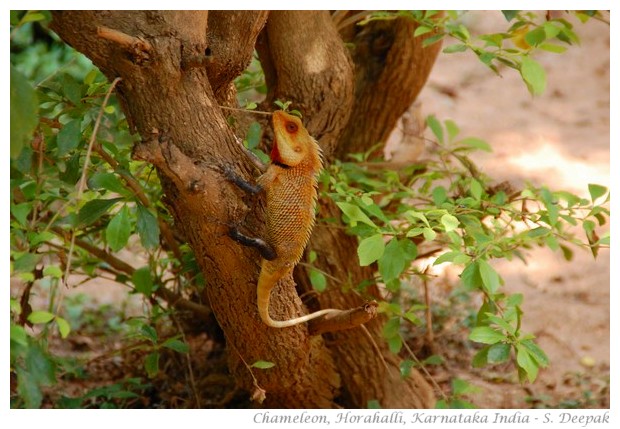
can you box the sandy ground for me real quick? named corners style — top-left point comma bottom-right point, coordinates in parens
top-left (414, 12), bottom-right (610, 407)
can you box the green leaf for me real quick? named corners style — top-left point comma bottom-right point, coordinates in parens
top-left (57, 119), bottom-right (82, 156)
top-left (422, 227), bottom-right (436, 241)
top-left (469, 326), bottom-right (506, 344)
top-left (528, 226), bottom-right (550, 238)
top-left (460, 261), bottom-right (482, 290)
top-left (485, 313), bottom-right (516, 335)
top-left (516, 344), bottom-right (538, 382)
top-left (470, 179), bottom-right (483, 200)
top-left (136, 204), bottom-right (160, 249)
top-left (521, 339), bottom-right (549, 367)
top-left (560, 244), bottom-right (574, 261)
top-left (432, 186), bottom-right (448, 205)
top-left (106, 205), bottom-right (132, 252)
top-left (28, 311), bottom-right (55, 324)
top-left (382, 317), bottom-right (400, 338)
top-left (400, 359), bottom-right (415, 377)
top-left (401, 239), bottom-right (418, 261)
top-left (487, 342), bottom-right (511, 363)
top-left (56, 317), bottom-right (71, 338)
top-left (17, 368), bottom-right (43, 408)
top-left (162, 338), bottom-right (189, 354)
top-left (20, 11), bottom-right (47, 24)
top-left (251, 360), bottom-right (276, 369)
top-left (139, 324), bottom-right (158, 343)
top-left (10, 65), bottom-right (39, 158)
top-left (386, 335), bottom-right (402, 354)
top-left (524, 26), bottom-right (547, 47)
top-left (413, 25), bottom-right (432, 37)
top-left (540, 187), bottom-right (558, 226)
top-left (424, 355), bottom-right (444, 365)
top-left (11, 324), bottom-right (29, 346)
top-left (445, 119), bottom-right (460, 141)
top-left (443, 43), bottom-right (468, 53)
top-left (378, 238), bottom-right (406, 283)
top-left (43, 265), bottom-right (63, 278)
top-left (426, 115), bottom-right (443, 144)
top-left (588, 184), bottom-right (608, 203)
top-left (28, 231), bottom-right (56, 247)
top-left (520, 56), bottom-right (547, 96)
top-left (441, 214), bottom-right (459, 232)
top-left (357, 233), bottom-right (385, 266)
top-left (421, 32), bottom-right (445, 47)
top-left (144, 352), bottom-right (160, 378)
top-left (478, 260), bottom-right (501, 294)
top-left (452, 378), bottom-right (479, 395)
top-left (501, 11), bottom-right (520, 21)
top-left (538, 43), bottom-right (567, 54)
top-left (457, 137), bottom-right (492, 152)
top-left (59, 153), bottom-right (81, 184)
top-left (60, 73), bottom-right (84, 106)
top-left (26, 343), bottom-right (56, 385)
top-left (336, 202), bottom-right (376, 227)
top-left (245, 122), bottom-right (262, 149)
top-left (132, 267), bottom-right (153, 296)
top-left (77, 198), bottom-right (123, 227)
top-left (11, 202), bottom-right (32, 226)
top-left (367, 399), bottom-right (382, 409)
top-left (472, 346), bottom-right (489, 368)
top-left (88, 172), bottom-right (127, 194)
top-left (405, 210), bottom-right (431, 228)
top-left (309, 269), bottom-right (327, 292)
top-left (12, 252), bottom-right (41, 273)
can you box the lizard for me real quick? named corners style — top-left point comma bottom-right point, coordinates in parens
top-left (224, 110), bottom-right (341, 328)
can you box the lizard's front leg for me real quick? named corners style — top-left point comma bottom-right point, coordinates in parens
top-left (220, 164), bottom-right (263, 195)
top-left (228, 226), bottom-right (277, 261)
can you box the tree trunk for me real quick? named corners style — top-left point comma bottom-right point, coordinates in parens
top-left (51, 10), bottom-right (439, 408)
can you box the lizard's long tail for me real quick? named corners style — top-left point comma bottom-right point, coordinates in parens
top-left (256, 266), bottom-right (340, 328)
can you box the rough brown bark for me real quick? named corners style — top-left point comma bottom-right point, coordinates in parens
top-left (256, 11), bottom-right (354, 154)
top-left (51, 10), bottom-right (440, 409)
top-left (336, 15), bottom-right (443, 157)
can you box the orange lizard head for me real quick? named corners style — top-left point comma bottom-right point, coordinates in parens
top-left (271, 110), bottom-right (322, 170)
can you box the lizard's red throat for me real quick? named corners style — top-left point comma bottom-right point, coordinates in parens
top-left (270, 138), bottom-right (282, 164)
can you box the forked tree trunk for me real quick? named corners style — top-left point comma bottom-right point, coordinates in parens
top-left (51, 10), bottom-right (440, 408)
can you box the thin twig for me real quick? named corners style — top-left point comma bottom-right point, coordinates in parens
top-left (360, 324), bottom-right (393, 376)
top-left (401, 335), bottom-right (448, 401)
top-left (50, 227), bottom-right (211, 320)
top-left (219, 105), bottom-right (273, 116)
top-left (170, 313), bottom-right (201, 408)
top-left (423, 266), bottom-right (434, 347)
top-left (59, 77), bottom-right (122, 315)
top-left (92, 143), bottom-right (183, 261)
top-left (227, 340), bottom-right (266, 404)
top-left (336, 10), bottom-right (374, 31)
top-left (97, 26), bottom-right (152, 52)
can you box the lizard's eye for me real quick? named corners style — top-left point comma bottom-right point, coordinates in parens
top-left (285, 122), bottom-right (299, 133)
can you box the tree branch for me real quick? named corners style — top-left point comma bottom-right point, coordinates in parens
top-left (50, 227), bottom-right (212, 320)
top-left (257, 11), bottom-right (354, 155)
top-left (308, 301), bottom-right (378, 336)
top-left (336, 15), bottom-right (442, 158)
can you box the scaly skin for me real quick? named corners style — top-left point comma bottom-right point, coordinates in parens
top-left (255, 111), bottom-right (339, 328)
